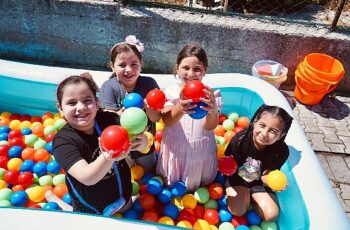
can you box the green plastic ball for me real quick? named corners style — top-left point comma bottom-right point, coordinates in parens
top-left (53, 174), bottom-right (66, 186)
top-left (25, 134), bottom-right (38, 147)
top-left (0, 200), bottom-right (12, 207)
top-left (219, 222), bottom-right (235, 230)
top-left (222, 119), bottom-right (235, 131)
top-left (54, 119), bottom-right (66, 131)
top-left (120, 107), bottom-right (148, 135)
top-left (0, 168), bottom-right (5, 179)
top-left (0, 188), bottom-right (13, 201)
top-left (39, 175), bottom-right (53, 186)
top-left (260, 221), bottom-right (277, 230)
top-left (44, 125), bottom-right (56, 136)
top-left (34, 139), bottom-right (47, 150)
top-left (131, 181), bottom-right (140, 196)
top-left (194, 187), bottom-right (210, 204)
top-left (250, 226), bottom-right (262, 230)
top-left (228, 112), bottom-right (239, 122)
top-left (204, 198), bottom-right (218, 210)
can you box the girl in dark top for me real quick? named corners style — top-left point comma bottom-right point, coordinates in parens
top-left (53, 75), bottom-right (147, 215)
top-left (100, 35), bottom-right (161, 171)
top-left (225, 104), bottom-right (293, 221)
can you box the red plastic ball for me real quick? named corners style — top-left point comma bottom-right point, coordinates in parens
top-left (142, 209), bottom-right (159, 222)
top-left (154, 130), bottom-right (162, 143)
top-left (45, 133), bottom-right (56, 143)
top-left (146, 89), bottom-right (166, 110)
top-left (8, 130), bottom-right (22, 140)
top-left (0, 145), bottom-right (10, 157)
top-left (0, 156), bottom-right (9, 169)
top-left (208, 183), bottom-right (224, 200)
top-left (182, 80), bottom-right (206, 103)
top-left (231, 215), bottom-right (248, 227)
top-left (4, 169), bottom-right (20, 185)
top-left (218, 113), bottom-right (228, 125)
top-left (218, 156), bottom-right (238, 176)
top-left (204, 209), bottom-right (219, 225)
top-left (194, 204), bottom-right (205, 219)
top-left (233, 126), bottom-right (245, 134)
top-left (9, 137), bottom-right (25, 148)
top-left (178, 208), bottom-right (198, 225)
top-left (10, 113), bottom-right (21, 121)
top-left (100, 125), bottom-right (130, 158)
top-left (18, 171), bottom-right (34, 188)
top-left (139, 193), bottom-right (156, 210)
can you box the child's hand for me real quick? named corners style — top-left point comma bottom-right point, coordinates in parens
top-left (98, 137), bottom-right (130, 161)
top-left (130, 133), bottom-right (148, 152)
top-left (199, 86), bottom-right (218, 114)
top-left (176, 98), bottom-right (197, 115)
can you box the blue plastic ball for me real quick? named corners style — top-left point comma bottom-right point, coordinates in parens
top-left (219, 207), bottom-right (233, 222)
top-left (171, 181), bottom-right (187, 197)
top-left (124, 209), bottom-right (140, 219)
top-left (10, 191), bottom-right (28, 207)
top-left (0, 126), bottom-right (10, 133)
top-left (62, 193), bottom-right (72, 205)
top-left (246, 210), bottom-right (262, 226)
top-left (158, 188), bottom-right (172, 204)
top-left (20, 160), bottom-right (35, 172)
top-left (21, 128), bottom-right (32, 135)
top-left (215, 172), bottom-right (225, 185)
top-left (123, 93), bottom-right (144, 109)
top-left (217, 194), bottom-right (227, 208)
top-left (43, 201), bottom-right (60, 210)
top-left (236, 225), bottom-right (250, 230)
top-left (163, 203), bottom-right (179, 219)
top-left (45, 141), bottom-right (53, 153)
top-left (0, 132), bottom-right (8, 141)
top-left (46, 160), bottom-right (61, 175)
top-left (147, 178), bottom-right (162, 195)
top-left (33, 161), bottom-right (47, 176)
top-left (132, 199), bottom-right (144, 213)
top-left (141, 172), bottom-right (153, 185)
top-left (189, 101), bottom-right (208, 119)
top-left (8, 146), bottom-right (22, 158)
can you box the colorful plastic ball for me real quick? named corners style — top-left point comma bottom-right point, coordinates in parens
top-left (0, 125), bottom-right (10, 133)
top-left (158, 216), bottom-right (174, 225)
top-left (142, 209), bottom-right (159, 222)
top-left (53, 183), bottom-right (68, 198)
top-left (214, 125), bottom-right (226, 137)
top-left (194, 204), bottom-right (205, 219)
top-left (62, 192), bottom-right (72, 205)
top-left (21, 147), bottom-right (35, 161)
top-left (52, 174), bottom-right (66, 186)
top-left (4, 169), bottom-right (19, 185)
top-left (0, 168), bottom-right (5, 179)
top-left (9, 120), bottom-right (21, 131)
top-left (260, 221), bottom-right (277, 230)
top-left (246, 210), bottom-right (262, 226)
top-left (9, 137), bottom-right (25, 148)
top-left (120, 108), bottom-right (148, 135)
top-left (182, 194), bottom-right (197, 209)
top-left (44, 125), bottom-right (57, 136)
top-left (123, 92), bottom-right (144, 109)
top-left (204, 199), bottom-right (218, 210)
top-left (140, 131), bottom-right (154, 154)
top-left (130, 180), bottom-right (139, 196)
top-left (130, 165), bottom-right (144, 181)
top-left (236, 116), bottom-right (250, 128)
top-left (218, 113), bottom-right (228, 125)
top-left (146, 89), bottom-right (166, 110)
top-left (231, 215), bottom-right (248, 227)
top-left (147, 178), bottom-right (162, 195)
top-left (218, 156), bottom-right (238, 176)
top-left (219, 222), bottom-right (235, 230)
top-left (154, 130), bottom-right (162, 143)
top-left (100, 125), bottom-right (130, 158)
top-left (7, 157), bottom-right (22, 171)
top-left (249, 226), bottom-right (262, 230)
top-left (33, 139), bottom-right (47, 150)
top-left (21, 128), bottom-right (32, 135)
top-left (34, 149), bottom-right (50, 162)
top-left (10, 113), bottom-right (21, 120)
top-left (0, 132), bottom-right (8, 141)
top-left (194, 219), bottom-right (211, 230)
top-left (267, 170), bottom-right (287, 191)
top-left (45, 141), bottom-right (53, 153)
top-left (0, 179), bottom-right (7, 189)
top-left (45, 133), bottom-right (56, 143)
top-left (38, 175), bottom-right (53, 186)
top-left (0, 188), bottom-right (13, 201)
top-left (158, 188), bottom-right (172, 204)
top-left (139, 193), bottom-right (156, 210)
top-left (236, 225), bottom-right (250, 230)
top-left (204, 209), bottom-right (220, 225)
top-left (178, 208), bottom-right (198, 225)
top-left (194, 187), bottom-right (210, 204)
top-left (43, 201), bottom-right (60, 210)
top-left (124, 209), bottom-right (140, 219)
top-left (0, 118), bottom-right (10, 127)
top-left (177, 220), bottom-right (192, 228)
top-left (54, 119), bottom-right (66, 131)
top-left (27, 186), bottom-right (45, 203)
top-left (10, 190), bottom-right (28, 207)
top-left (189, 102), bottom-right (209, 119)
top-left (208, 183), bottom-right (224, 200)
top-left (0, 145), bottom-right (10, 157)
top-left (141, 172), bottom-right (152, 185)
top-left (18, 171), bottom-right (34, 188)
top-left (8, 146), bottom-right (23, 158)
top-left (182, 80), bottom-right (206, 103)
top-left (46, 160), bottom-right (61, 175)
top-left (20, 114), bottom-right (31, 122)
top-left (228, 113), bottom-right (239, 122)
top-left (222, 119), bottom-right (235, 131)
top-left (171, 181), bottom-right (187, 197)
top-left (31, 123), bottom-right (44, 137)
top-left (0, 156), bottom-right (9, 169)
top-left (33, 161), bottom-right (47, 176)
top-left (131, 198), bottom-right (144, 212)
top-left (163, 203), bottom-right (179, 220)
top-left (219, 208), bottom-right (233, 222)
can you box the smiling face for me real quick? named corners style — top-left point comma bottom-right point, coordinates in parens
top-left (111, 52), bottom-right (142, 91)
top-left (252, 111), bottom-right (284, 150)
top-left (176, 56), bottom-right (206, 84)
top-left (57, 82), bottom-right (99, 134)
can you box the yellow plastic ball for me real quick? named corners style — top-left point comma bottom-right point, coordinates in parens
top-left (210, 224), bottom-right (219, 230)
top-left (267, 170), bottom-right (288, 191)
top-left (20, 120), bottom-right (32, 130)
top-left (177, 220), bottom-right (192, 228)
top-left (0, 180), bottom-right (7, 189)
top-left (1, 112), bottom-right (11, 119)
top-left (216, 144), bottom-right (225, 159)
top-left (194, 219), bottom-right (210, 230)
top-left (156, 122), bottom-right (164, 132)
top-left (158, 216), bottom-right (174, 225)
top-left (181, 194), bottom-right (197, 209)
top-left (43, 118), bottom-right (55, 127)
top-left (130, 165), bottom-right (144, 180)
top-left (27, 186), bottom-right (45, 203)
top-left (9, 120), bottom-right (21, 131)
top-left (172, 197), bottom-right (183, 209)
top-left (7, 158), bottom-right (23, 171)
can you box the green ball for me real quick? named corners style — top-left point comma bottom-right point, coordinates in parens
top-left (194, 187), bottom-right (210, 204)
top-left (217, 136), bottom-right (226, 146)
top-left (250, 226), bottom-right (262, 230)
top-left (34, 139), bottom-right (47, 150)
top-left (55, 119), bottom-right (66, 131)
top-left (204, 198), bottom-right (218, 209)
top-left (0, 168), bottom-right (5, 179)
top-left (219, 222), bottom-right (235, 230)
top-left (25, 134), bottom-right (38, 147)
top-left (39, 175), bottom-right (53, 186)
top-left (228, 112), bottom-right (239, 122)
top-left (44, 125), bottom-right (56, 136)
top-left (131, 181), bottom-right (140, 196)
top-left (260, 221), bottom-right (277, 230)
top-left (0, 200), bottom-right (12, 207)
top-left (53, 174), bottom-right (66, 186)
top-left (222, 119), bottom-right (235, 131)
top-left (120, 107), bottom-right (148, 135)
top-left (33, 174), bottom-right (40, 184)
top-left (0, 188), bottom-right (13, 201)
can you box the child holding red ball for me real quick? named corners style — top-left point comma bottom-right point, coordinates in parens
top-left (156, 44), bottom-right (222, 191)
top-left (53, 75), bottom-right (147, 215)
top-left (224, 104), bottom-right (293, 221)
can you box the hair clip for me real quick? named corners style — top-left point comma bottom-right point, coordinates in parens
top-left (125, 35), bottom-right (144, 53)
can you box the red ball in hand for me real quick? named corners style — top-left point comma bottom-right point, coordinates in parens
top-left (146, 89), bottom-right (166, 110)
top-left (218, 156), bottom-right (238, 176)
top-left (100, 125), bottom-right (130, 158)
top-left (182, 80), bottom-right (206, 103)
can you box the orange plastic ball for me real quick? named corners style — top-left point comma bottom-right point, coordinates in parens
top-left (139, 193), bottom-right (156, 210)
top-left (216, 144), bottom-right (225, 159)
top-left (32, 123), bottom-right (44, 137)
top-left (236, 117), bottom-right (250, 128)
top-left (42, 112), bottom-right (54, 121)
top-left (142, 209), bottom-right (159, 222)
top-left (130, 165), bottom-right (144, 180)
top-left (0, 117), bottom-right (10, 126)
top-left (34, 149), bottom-right (50, 162)
top-left (214, 125), bottom-right (225, 137)
top-left (53, 183), bottom-right (68, 199)
top-left (224, 130), bottom-right (235, 143)
top-left (21, 147), bottom-right (35, 161)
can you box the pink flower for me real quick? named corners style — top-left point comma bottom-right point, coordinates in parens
top-left (125, 35), bottom-right (144, 52)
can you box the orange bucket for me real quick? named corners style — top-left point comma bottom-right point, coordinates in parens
top-left (295, 65), bottom-right (332, 92)
top-left (303, 53), bottom-right (345, 83)
top-left (294, 85), bottom-right (326, 105)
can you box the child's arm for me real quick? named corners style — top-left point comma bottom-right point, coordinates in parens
top-left (161, 99), bottom-right (196, 127)
top-left (201, 86), bottom-right (219, 130)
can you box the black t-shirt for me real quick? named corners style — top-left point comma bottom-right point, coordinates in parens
top-left (53, 111), bottom-right (132, 213)
top-left (225, 128), bottom-right (289, 184)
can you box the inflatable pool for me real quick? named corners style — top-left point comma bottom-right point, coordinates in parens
top-left (0, 59), bottom-right (349, 229)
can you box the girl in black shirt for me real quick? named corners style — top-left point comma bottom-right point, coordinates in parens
top-left (225, 104), bottom-right (293, 221)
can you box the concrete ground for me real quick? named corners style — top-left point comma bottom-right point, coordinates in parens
top-left (281, 90), bottom-right (350, 220)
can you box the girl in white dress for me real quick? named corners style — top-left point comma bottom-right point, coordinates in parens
top-left (156, 44), bottom-right (222, 191)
